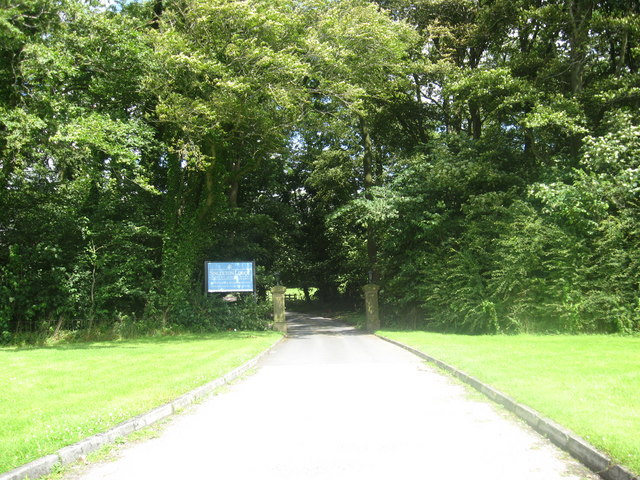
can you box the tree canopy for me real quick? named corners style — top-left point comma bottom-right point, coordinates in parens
top-left (1, 0), bottom-right (639, 339)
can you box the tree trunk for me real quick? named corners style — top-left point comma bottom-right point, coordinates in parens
top-left (228, 174), bottom-right (240, 208)
top-left (151, 0), bottom-right (163, 29)
top-left (227, 151), bottom-right (241, 208)
top-left (469, 99), bottom-right (482, 140)
top-left (567, 0), bottom-right (593, 160)
top-left (523, 103), bottom-right (537, 172)
top-left (88, 242), bottom-right (97, 332)
top-left (199, 137), bottom-right (218, 220)
top-left (567, 0), bottom-right (593, 94)
top-left (615, 5), bottom-right (632, 74)
top-left (359, 116), bottom-right (379, 283)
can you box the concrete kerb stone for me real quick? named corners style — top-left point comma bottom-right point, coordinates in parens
top-left (139, 404), bottom-right (174, 428)
top-left (171, 392), bottom-right (196, 413)
top-left (0, 335), bottom-right (286, 480)
top-left (57, 436), bottom-right (107, 466)
top-left (375, 334), bottom-right (638, 480)
top-left (100, 418), bottom-right (142, 443)
top-left (604, 465), bottom-right (640, 480)
top-left (513, 403), bottom-right (541, 430)
top-left (0, 456), bottom-right (60, 480)
top-left (567, 436), bottom-right (612, 474)
top-left (479, 383), bottom-right (501, 402)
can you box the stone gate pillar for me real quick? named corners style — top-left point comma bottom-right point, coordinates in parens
top-left (271, 285), bottom-right (287, 334)
top-left (363, 283), bottom-right (380, 332)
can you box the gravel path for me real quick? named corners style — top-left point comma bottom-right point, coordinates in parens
top-left (69, 313), bottom-right (598, 480)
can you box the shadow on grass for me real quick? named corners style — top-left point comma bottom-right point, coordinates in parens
top-left (4, 330), bottom-right (278, 352)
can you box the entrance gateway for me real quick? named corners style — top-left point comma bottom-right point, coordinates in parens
top-left (204, 261), bottom-right (286, 333)
top-left (203, 262), bottom-right (379, 335)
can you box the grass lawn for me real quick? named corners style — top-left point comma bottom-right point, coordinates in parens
top-left (379, 331), bottom-right (640, 476)
top-left (285, 287), bottom-right (317, 299)
top-left (0, 331), bottom-right (281, 474)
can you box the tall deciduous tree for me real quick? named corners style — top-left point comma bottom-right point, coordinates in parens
top-left (301, 0), bottom-right (417, 285)
top-left (0, 0), bottom-right (160, 335)
top-left (145, 0), bottom-right (314, 315)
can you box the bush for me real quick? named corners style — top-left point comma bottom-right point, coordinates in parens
top-left (166, 293), bottom-right (271, 332)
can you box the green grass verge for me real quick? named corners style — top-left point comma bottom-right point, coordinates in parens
top-left (0, 331), bottom-right (281, 474)
top-left (378, 331), bottom-right (640, 476)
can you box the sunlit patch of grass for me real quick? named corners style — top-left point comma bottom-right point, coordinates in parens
top-left (0, 332), bottom-right (280, 473)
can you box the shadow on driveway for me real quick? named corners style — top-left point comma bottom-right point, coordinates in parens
top-left (285, 312), bottom-right (364, 338)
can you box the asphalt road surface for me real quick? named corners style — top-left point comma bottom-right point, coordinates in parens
top-left (68, 313), bottom-right (598, 480)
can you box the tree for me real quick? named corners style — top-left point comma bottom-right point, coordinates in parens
top-left (300, 0), bottom-right (417, 286)
top-left (0, 0), bottom-right (160, 334)
top-left (146, 0), bottom-right (313, 317)
top-left (366, 0), bottom-right (640, 332)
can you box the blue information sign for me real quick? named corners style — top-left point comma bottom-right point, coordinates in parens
top-left (205, 261), bottom-right (255, 293)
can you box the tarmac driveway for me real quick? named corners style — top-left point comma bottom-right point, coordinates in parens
top-left (69, 313), bottom-right (598, 480)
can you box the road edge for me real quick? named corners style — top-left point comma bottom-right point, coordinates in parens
top-left (1, 335), bottom-right (286, 480)
top-left (376, 334), bottom-right (638, 480)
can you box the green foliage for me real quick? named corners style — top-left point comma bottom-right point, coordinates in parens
top-left (164, 294), bottom-right (271, 332)
top-left (367, 0), bottom-right (640, 334)
top-left (380, 121), bottom-right (640, 333)
top-left (0, 332), bottom-right (280, 473)
top-left (2, 0), bottom-right (640, 337)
